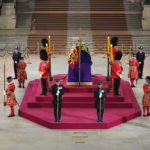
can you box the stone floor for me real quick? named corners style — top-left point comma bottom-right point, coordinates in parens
top-left (0, 54), bottom-right (150, 150)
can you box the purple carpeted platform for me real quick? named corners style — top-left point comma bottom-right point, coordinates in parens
top-left (19, 74), bottom-right (141, 129)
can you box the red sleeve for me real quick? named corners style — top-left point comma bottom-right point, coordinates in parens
top-left (24, 62), bottom-right (27, 68)
top-left (17, 63), bottom-right (20, 69)
top-left (113, 48), bottom-right (118, 55)
top-left (143, 84), bottom-right (148, 93)
top-left (39, 62), bottom-right (42, 72)
top-left (111, 63), bottom-right (117, 75)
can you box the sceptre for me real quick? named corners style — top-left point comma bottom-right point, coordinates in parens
top-left (99, 89), bottom-right (102, 121)
top-left (3, 63), bottom-right (6, 106)
top-left (57, 88), bottom-right (59, 122)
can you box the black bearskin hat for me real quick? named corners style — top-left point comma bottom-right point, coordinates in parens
top-left (42, 38), bottom-right (48, 47)
top-left (7, 76), bottom-right (13, 83)
top-left (40, 49), bottom-right (48, 61)
top-left (110, 37), bottom-right (119, 47)
top-left (115, 51), bottom-right (122, 60)
top-left (145, 76), bottom-right (150, 82)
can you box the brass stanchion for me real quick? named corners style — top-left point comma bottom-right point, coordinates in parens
top-left (26, 47), bottom-right (31, 64)
top-left (37, 42), bottom-right (40, 57)
top-left (122, 44), bottom-right (124, 54)
top-left (66, 43), bottom-right (68, 56)
top-left (92, 42), bottom-right (95, 56)
top-left (103, 44), bottom-right (106, 58)
top-left (32, 19), bottom-right (36, 31)
top-left (51, 44), bottom-right (56, 58)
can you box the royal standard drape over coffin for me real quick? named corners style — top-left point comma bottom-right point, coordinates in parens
top-left (67, 45), bottom-right (92, 85)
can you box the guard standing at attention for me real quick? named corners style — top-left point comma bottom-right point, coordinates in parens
top-left (12, 46), bottom-right (21, 79)
top-left (136, 46), bottom-right (145, 79)
top-left (39, 50), bottom-right (49, 96)
top-left (51, 79), bottom-right (64, 122)
top-left (94, 81), bottom-right (107, 122)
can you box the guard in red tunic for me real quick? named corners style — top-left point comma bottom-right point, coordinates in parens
top-left (4, 76), bottom-right (17, 117)
top-left (128, 53), bottom-right (139, 87)
top-left (111, 51), bottom-right (123, 96)
top-left (39, 50), bottom-right (49, 96)
top-left (17, 57), bottom-right (27, 88)
top-left (142, 76), bottom-right (150, 117)
top-left (110, 37), bottom-right (119, 60)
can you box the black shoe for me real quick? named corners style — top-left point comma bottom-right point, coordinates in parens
top-left (8, 114), bottom-right (15, 117)
top-left (114, 94), bottom-right (121, 96)
top-left (18, 86), bottom-right (21, 88)
top-left (97, 119), bottom-right (100, 122)
top-left (40, 93), bottom-right (44, 95)
top-left (131, 85), bottom-right (136, 88)
top-left (143, 114), bottom-right (147, 117)
top-left (58, 120), bottom-right (60, 122)
top-left (54, 119), bottom-right (57, 122)
top-left (139, 77), bottom-right (143, 79)
top-left (100, 119), bottom-right (103, 122)
top-left (147, 113), bottom-right (150, 116)
top-left (23, 86), bottom-right (25, 88)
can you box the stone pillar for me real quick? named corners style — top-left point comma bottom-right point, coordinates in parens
top-left (142, 5), bottom-right (150, 30)
top-left (0, 2), bottom-right (16, 29)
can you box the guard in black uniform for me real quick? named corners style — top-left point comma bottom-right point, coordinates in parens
top-left (94, 81), bottom-right (107, 122)
top-left (51, 79), bottom-right (64, 122)
top-left (12, 46), bottom-right (21, 79)
top-left (136, 46), bottom-right (145, 79)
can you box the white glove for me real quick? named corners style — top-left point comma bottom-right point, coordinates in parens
top-left (139, 62), bottom-right (141, 64)
top-left (58, 87), bottom-right (62, 90)
top-left (56, 90), bottom-right (60, 96)
top-left (3, 90), bottom-right (6, 95)
top-left (118, 74), bottom-right (122, 78)
top-left (40, 74), bottom-right (42, 78)
top-left (15, 61), bottom-right (17, 64)
top-left (99, 92), bottom-right (102, 98)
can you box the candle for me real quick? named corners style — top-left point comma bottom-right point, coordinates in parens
top-left (110, 44), bottom-right (113, 61)
top-left (46, 43), bottom-right (49, 53)
top-left (48, 36), bottom-right (51, 53)
top-left (107, 36), bottom-right (110, 53)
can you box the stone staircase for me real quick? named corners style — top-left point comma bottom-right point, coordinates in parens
top-left (14, 0), bottom-right (150, 54)
top-left (90, 0), bottom-right (133, 54)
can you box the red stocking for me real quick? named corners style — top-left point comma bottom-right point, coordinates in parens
top-left (130, 79), bottom-right (134, 86)
top-left (11, 106), bottom-right (14, 115)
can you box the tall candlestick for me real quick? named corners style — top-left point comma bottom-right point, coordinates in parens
top-left (48, 36), bottom-right (51, 53)
top-left (110, 44), bottom-right (113, 61)
top-left (46, 43), bottom-right (49, 53)
top-left (107, 36), bottom-right (110, 53)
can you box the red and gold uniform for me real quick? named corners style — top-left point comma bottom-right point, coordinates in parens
top-left (128, 58), bottom-right (139, 86)
top-left (111, 61), bottom-right (123, 78)
top-left (39, 61), bottom-right (49, 79)
top-left (142, 83), bottom-right (150, 116)
top-left (39, 60), bottom-right (49, 95)
top-left (109, 47), bottom-right (118, 60)
top-left (111, 60), bottom-right (123, 96)
top-left (17, 60), bottom-right (27, 87)
top-left (6, 82), bottom-right (17, 106)
top-left (17, 61), bottom-right (27, 80)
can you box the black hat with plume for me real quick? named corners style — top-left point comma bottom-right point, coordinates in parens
top-left (40, 49), bottom-right (48, 61)
top-left (110, 37), bottom-right (119, 47)
top-left (115, 51), bottom-right (123, 60)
